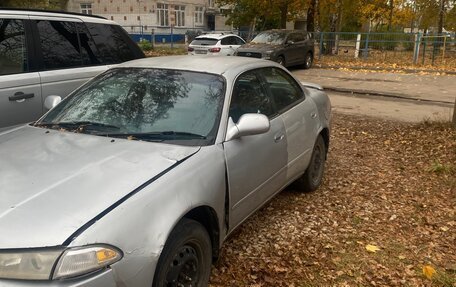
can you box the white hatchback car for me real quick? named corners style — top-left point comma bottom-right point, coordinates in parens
top-left (187, 33), bottom-right (246, 56)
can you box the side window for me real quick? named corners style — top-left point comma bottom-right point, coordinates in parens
top-left (235, 36), bottom-right (245, 45)
top-left (229, 71), bottom-right (274, 123)
top-left (220, 37), bottom-right (229, 45)
top-left (294, 33), bottom-right (305, 42)
top-left (85, 23), bottom-right (138, 64)
top-left (260, 67), bottom-right (304, 112)
top-left (0, 19), bottom-right (28, 75)
top-left (36, 20), bottom-right (83, 70)
top-left (75, 22), bottom-right (101, 66)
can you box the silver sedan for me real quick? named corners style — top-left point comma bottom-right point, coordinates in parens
top-left (0, 56), bottom-right (331, 286)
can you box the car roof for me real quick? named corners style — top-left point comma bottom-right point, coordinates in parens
top-left (0, 8), bottom-right (115, 24)
top-left (195, 33), bottom-right (238, 40)
top-left (117, 55), bottom-right (279, 76)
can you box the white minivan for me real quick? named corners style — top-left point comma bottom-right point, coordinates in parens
top-left (0, 9), bottom-right (144, 128)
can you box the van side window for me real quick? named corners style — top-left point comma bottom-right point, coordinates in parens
top-left (0, 19), bottom-right (27, 75)
top-left (36, 20), bottom-right (83, 70)
top-left (85, 23), bottom-right (138, 64)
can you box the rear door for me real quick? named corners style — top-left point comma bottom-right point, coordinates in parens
top-left (224, 69), bottom-right (288, 229)
top-left (0, 16), bottom-right (42, 128)
top-left (260, 67), bottom-right (318, 181)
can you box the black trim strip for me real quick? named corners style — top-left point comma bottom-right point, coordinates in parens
top-left (62, 150), bottom-right (199, 246)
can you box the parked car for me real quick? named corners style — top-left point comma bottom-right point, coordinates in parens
top-left (187, 33), bottom-right (245, 56)
top-left (0, 9), bottom-right (145, 129)
top-left (0, 56), bottom-right (331, 286)
top-left (236, 29), bottom-right (314, 68)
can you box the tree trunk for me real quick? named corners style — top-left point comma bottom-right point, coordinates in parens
top-left (307, 0), bottom-right (316, 32)
top-left (438, 0), bottom-right (445, 35)
top-left (388, 0), bottom-right (394, 31)
top-left (280, 4), bottom-right (288, 29)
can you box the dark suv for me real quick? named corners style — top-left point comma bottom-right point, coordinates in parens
top-left (235, 30), bottom-right (314, 69)
top-left (0, 9), bottom-right (144, 128)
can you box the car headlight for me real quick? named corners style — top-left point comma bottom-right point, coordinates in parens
top-left (0, 245), bottom-right (122, 280)
top-left (263, 50), bottom-right (274, 59)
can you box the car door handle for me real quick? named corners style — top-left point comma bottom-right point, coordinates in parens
top-left (311, 112), bottom-right (317, 119)
top-left (274, 134), bottom-right (285, 142)
top-left (9, 92), bottom-right (35, 101)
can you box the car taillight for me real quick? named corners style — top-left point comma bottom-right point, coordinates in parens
top-left (209, 47), bottom-right (221, 53)
top-left (188, 47), bottom-right (194, 52)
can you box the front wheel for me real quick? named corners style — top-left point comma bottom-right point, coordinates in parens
top-left (293, 134), bottom-right (326, 192)
top-left (152, 218), bottom-right (212, 287)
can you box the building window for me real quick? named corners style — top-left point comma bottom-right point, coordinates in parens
top-left (111, 16), bottom-right (114, 20)
top-left (194, 6), bottom-right (204, 25)
top-left (104, 7), bottom-right (107, 12)
top-left (117, 7), bottom-right (120, 12)
top-left (174, 5), bottom-right (185, 27)
top-left (124, 16), bottom-right (127, 20)
top-left (208, 0), bottom-right (214, 8)
top-left (144, 6), bottom-right (147, 12)
top-left (157, 3), bottom-right (169, 26)
top-left (137, 16), bottom-right (140, 20)
top-left (80, 3), bottom-right (92, 14)
top-left (130, 6), bottom-right (133, 12)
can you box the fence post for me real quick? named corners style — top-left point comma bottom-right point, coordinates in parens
top-left (413, 32), bottom-right (421, 64)
top-left (363, 33), bottom-right (369, 58)
top-left (355, 33), bottom-right (361, 58)
top-left (151, 28), bottom-right (155, 49)
top-left (319, 32), bottom-right (323, 60)
top-left (170, 26), bottom-right (174, 49)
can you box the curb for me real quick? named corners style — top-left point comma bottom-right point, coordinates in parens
top-left (323, 86), bottom-right (455, 106)
top-left (314, 65), bottom-right (456, 75)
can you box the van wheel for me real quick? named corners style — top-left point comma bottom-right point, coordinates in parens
top-left (293, 135), bottom-right (326, 192)
top-left (152, 218), bottom-right (212, 287)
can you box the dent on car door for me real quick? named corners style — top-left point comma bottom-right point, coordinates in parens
top-left (0, 17), bottom-right (42, 128)
top-left (223, 70), bottom-right (287, 229)
top-left (33, 19), bottom-right (108, 100)
top-left (260, 67), bottom-right (318, 181)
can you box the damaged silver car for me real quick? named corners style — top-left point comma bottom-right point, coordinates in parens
top-left (0, 56), bottom-right (331, 286)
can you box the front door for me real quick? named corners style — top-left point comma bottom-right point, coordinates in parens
top-left (223, 70), bottom-right (288, 229)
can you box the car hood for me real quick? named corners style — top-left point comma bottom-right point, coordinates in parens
top-left (238, 43), bottom-right (281, 53)
top-left (0, 126), bottom-right (200, 248)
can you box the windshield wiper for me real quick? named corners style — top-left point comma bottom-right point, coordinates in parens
top-left (35, 121), bottom-right (120, 132)
top-left (98, 131), bottom-right (207, 141)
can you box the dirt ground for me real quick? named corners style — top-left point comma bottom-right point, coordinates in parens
top-left (209, 113), bottom-right (456, 287)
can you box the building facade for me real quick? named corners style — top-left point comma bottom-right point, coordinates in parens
top-left (66, 0), bottom-right (232, 35)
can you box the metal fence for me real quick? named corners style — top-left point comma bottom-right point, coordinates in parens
top-left (313, 32), bottom-right (456, 67)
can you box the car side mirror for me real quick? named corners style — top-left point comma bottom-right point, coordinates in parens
top-left (44, 95), bottom-right (62, 110)
top-left (226, 113), bottom-right (270, 141)
top-left (286, 40), bottom-right (294, 46)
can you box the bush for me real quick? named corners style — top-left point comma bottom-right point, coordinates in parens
top-left (138, 39), bottom-right (153, 51)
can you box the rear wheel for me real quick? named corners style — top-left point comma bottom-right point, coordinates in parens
top-left (303, 52), bottom-right (313, 69)
top-left (152, 218), bottom-right (212, 287)
top-left (293, 135), bottom-right (326, 192)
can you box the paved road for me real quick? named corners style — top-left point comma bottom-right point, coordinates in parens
top-left (292, 68), bottom-right (456, 122)
top-left (328, 91), bottom-right (454, 123)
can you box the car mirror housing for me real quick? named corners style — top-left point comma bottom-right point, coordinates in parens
top-left (226, 113), bottom-right (270, 141)
top-left (44, 95), bottom-right (62, 110)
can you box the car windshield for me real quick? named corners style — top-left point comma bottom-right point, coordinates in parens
top-left (190, 38), bottom-right (218, 46)
top-left (37, 68), bottom-right (225, 146)
top-left (251, 31), bottom-right (287, 45)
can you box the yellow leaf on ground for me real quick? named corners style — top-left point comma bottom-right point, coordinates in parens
top-left (423, 265), bottom-right (436, 280)
top-left (365, 244), bottom-right (380, 253)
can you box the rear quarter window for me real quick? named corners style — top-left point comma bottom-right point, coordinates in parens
top-left (85, 23), bottom-right (143, 64)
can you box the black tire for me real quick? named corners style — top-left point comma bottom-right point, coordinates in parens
top-left (152, 218), bottom-right (212, 287)
top-left (294, 135), bottom-right (326, 192)
top-left (277, 56), bottom-right (285, 67)
top-left (303, 52), bottom-right (313, 69)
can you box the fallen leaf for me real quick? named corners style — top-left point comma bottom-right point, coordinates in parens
top-left (365, 244), bottom-right (380, 253)
top-left (422, 265), bottom-right (436, 280)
